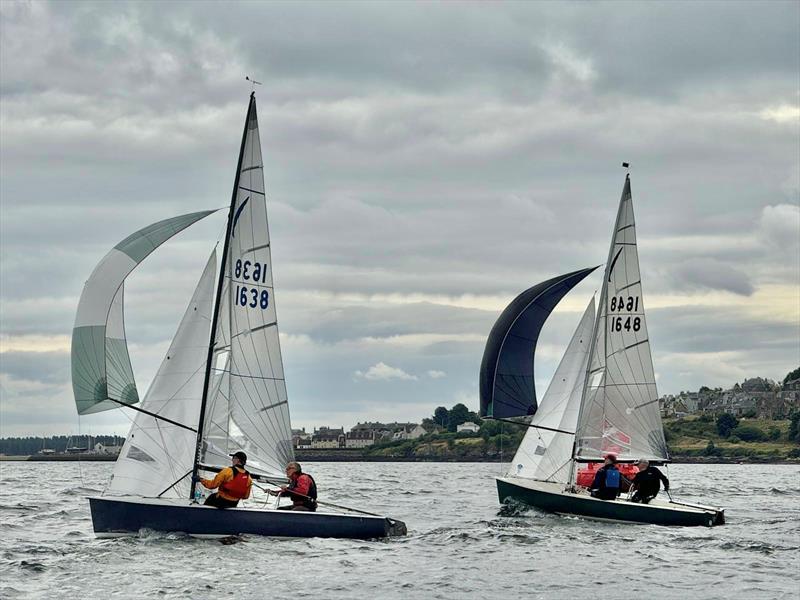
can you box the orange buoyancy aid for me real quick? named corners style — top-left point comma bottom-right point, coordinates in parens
top-left (219, 467), bottom-right (251, 500)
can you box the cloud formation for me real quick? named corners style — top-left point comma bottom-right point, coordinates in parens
top-left (354, 362), bottom-right (418, 382)
top-left (1, 1), bottom-right (798, 435)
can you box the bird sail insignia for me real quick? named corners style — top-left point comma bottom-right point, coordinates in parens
top-left (479, 266), bottom-right (599, 419)
top-left (71, 210), bottom-right (217, 415)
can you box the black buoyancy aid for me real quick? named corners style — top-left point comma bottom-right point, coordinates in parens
top-left (219, 466), bottom-right (250, 499)
top-left (289, 474), bottom-right (318, 510)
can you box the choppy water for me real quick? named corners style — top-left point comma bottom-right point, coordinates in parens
top-left (0, 462), bottom-right (798, 599)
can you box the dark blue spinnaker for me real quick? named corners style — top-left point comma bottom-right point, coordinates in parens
top-left (479, 267), bottom-right (598, 419)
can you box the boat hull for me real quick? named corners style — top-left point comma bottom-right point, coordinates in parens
top-left (497, 477), bottom-right (724, 527)
top-left (89, 496), bottom-right (406, 539)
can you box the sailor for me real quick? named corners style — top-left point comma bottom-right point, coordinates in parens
top-left (630, 458), bottom-right (670, 504)
top-left (271, 461), bottom-right (318, 511)
top-left (196, 451), bottom-right (252, 508)
top-left (589, 454), bottom-right (623, 500)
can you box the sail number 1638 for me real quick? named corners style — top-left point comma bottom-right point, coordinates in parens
top-left (235, 285), bottom-right (269, 309)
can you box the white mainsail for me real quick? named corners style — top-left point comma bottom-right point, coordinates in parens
top-left (574, 175), bottom-right (668, 462)
top-left (107, 252), bottom-right (217, 498)
top-left (198, 94), bottom-right (294, 479)
top-left (509, 298), bottom-right (595, 483)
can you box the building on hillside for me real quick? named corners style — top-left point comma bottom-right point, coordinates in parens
top-left (345, 430), bottom-right (376, 448)
top-left (457, 422), bottom-right (480, 433)
top-left (292, 428), bottom-right (312, 449)
top-left (390, 424), bottom-right (427, 441)
top-left (311, 427), bottom-right (345, 449)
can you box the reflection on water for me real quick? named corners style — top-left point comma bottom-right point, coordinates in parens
top-left (0, 462), bottom-right (798, 599)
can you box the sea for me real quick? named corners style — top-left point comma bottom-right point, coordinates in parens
top-left (0, 461), bottom-right (798, 599)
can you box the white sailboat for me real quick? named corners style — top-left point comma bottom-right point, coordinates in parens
top-left (71, 92), bottom-right (406, 539)
top-left (480, 172), bottom-right (724, 527)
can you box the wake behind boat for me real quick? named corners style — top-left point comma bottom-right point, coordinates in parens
top-left (71, 92), bottom-right (406, 539)
top-left (479, 168), bottom-right (724, 527)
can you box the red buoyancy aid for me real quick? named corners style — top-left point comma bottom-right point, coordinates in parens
top-left (219, 467), bottom-right (251, 499)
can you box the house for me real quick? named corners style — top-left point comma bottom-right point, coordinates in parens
top-left (292, 428), bottom-right (312, 449)
top-left (93, 443), bottom-right (122, 455)
top-left (345, 429), bottom-right (376, 448)
top-left (457, 422), bottom-right (480, 434)
top-left (311, 427), bottom-right (345, 448)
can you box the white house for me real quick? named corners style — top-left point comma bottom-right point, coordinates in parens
top-left (457, 422), bottom-right (480, 433)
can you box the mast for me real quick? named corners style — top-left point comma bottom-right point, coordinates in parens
top-left (190, 92), bottom-right (255, 499)
top-left (568, 171), bottom-right (630, 485)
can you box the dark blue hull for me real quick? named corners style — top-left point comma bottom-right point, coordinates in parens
top-left (497, 477), bottom-right (724, 527)
top-left (89, 497), bottom-right (406, 539)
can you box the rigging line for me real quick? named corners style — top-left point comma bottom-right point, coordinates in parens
top-left (157, 470), bottom-right (193, 498)
top-left (107, 398), bottom-right (197, 432)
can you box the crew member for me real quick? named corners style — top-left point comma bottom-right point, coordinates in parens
top-left (271, 461), bottom-right (317, 511)
top-left (630, 458), bottom-right (670, 504)
top-left (589, 454), bottom-right (623, 500)
top-left (197, 451), bottom-right (252, 508)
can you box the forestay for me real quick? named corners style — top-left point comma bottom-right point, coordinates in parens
top-left (198, 94), bottom-right (294, 478)
top-left (71, 210), bottom-right (216, 415)
top-left (479, 267), bottom-right (598, 419)
top-left (107, 252), bottom-right (216, 498)
top-left (509, 298), bottom-right (595, 483)
top-left (574, 175), bottom-right (668, 462)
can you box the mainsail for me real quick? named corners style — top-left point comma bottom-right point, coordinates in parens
top-left (574, 175), bottom-right (668, 462)
top-left (196, 93), bottom-right (294, 479)
top-left (479, 267), bottom-right (598, 419)
top-left (107, 252), bottom-right (216, 498)
top-left (509, 298), bottom-right (595, 483)
top-left (71, 210), bottom-right (217, 415)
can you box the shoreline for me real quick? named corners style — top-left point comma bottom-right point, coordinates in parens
top-left (1, 453), bottom-right (797, 465)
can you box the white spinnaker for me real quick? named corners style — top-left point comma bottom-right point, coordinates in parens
top-left (574, 176), bottom-right (668, 462)
top-left (509, 298), bottom-right (595, 483)
top-left (106, 252), bottom-right (216, 498)
top-left (199, 95), bottom-right (294, 478)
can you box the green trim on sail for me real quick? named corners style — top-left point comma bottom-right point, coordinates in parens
top-left (114, 210), bottom-right (215, 263)
top-left (72, 325), bottom-right (110, 413)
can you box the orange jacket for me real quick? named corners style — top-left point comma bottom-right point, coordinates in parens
top-left (201, 466), bottom-right (252, 502)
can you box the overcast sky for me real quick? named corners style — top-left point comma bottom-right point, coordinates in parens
top-left (1, 1), bottom-right (798, 438)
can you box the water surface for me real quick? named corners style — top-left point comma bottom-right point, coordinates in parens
top-left (1, 462), bottom-right (797, 599)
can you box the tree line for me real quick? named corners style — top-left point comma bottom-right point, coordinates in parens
top-left (0, 435), bottom-right (124, 456)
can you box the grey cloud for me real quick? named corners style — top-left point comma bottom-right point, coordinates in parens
top-left (668, 258), bottom-right (754, 296)
top-left (1, 1), bottom-right (798, 434)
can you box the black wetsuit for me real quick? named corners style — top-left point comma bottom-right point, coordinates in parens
top-left (631, 466), bottom-right (669, 503)
top-left (590, 465), bottom-right (621, 500)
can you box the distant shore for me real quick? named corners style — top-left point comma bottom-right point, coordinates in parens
top-left (1, 452), bottom-right (797, 465)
